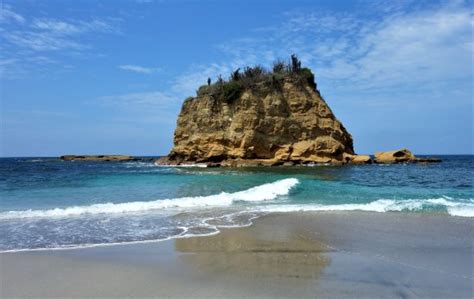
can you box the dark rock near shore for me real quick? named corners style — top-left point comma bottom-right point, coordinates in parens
top-left (413, 157), bottom-right (442, 163)
top-left (60, 155), bottom-right (136, 162)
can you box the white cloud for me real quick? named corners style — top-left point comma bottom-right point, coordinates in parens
top-left (0, 58), bottom-right (17, 76)
top-left (4, 18), bottom-right (120, 52)
top-left (0, 54), bottom-right (61, 79)
top-left (214, 1), bottom-right (472, 94)
top-left (171, 63), bottom-right (234, 96)
top-left (0, 7), bottom-right (121, 78)
top-left (99, 91), bottom-right (177, 110)
top-left (31, 19), bottom-right (118, 35)
top-left (95, 90), bottom-right (180, 125)
top-left (318, 4), bottom-right (472, 92)
top-left (32, 19), bottom-right (82, 35)
top-left (3, 31), bottom-right (86, 51)
top-left (0, 6), bottom-right (25, 24)
top-left (118, 65), bottom-right (160, 74)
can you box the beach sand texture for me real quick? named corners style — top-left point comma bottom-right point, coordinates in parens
top-left (1, 211), bottom-right (473, 298)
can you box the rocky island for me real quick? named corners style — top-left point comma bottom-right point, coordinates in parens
top-left (157, 55), bottom-right (440, 167)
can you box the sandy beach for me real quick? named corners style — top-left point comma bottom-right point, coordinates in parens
top-left (1, 211), bottom-right (473, 298)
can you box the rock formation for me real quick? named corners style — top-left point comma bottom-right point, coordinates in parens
top-left (374, 149), bottom-right (416, 164)
top-left (351, 155), bottom-right (372, 164)
top-left (157, 56), bottom-right (366, 166)
top-left (374, 149), bottom-right (441, 164)
top-left (60, 155), bottom-right (136, 162)
top-left (157, 56), bottom-right (440, 167)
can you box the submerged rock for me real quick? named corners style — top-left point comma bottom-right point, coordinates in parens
top-left (60, 155), bottom-right (136, 162)
top-left (414, 157), bottom-right (442, 163)
top-left (159, 57), bottom-right (355, 167)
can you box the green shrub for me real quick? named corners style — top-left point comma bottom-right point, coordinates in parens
top-left (221, 80), bottom-right (243, 103)
top-left (272, 60), bottom-right (286, 73)
top-left (231, 68), bottom-right (241, 81)
top-left (196, 54), bottom-right (317, 103)
top-left (263, 73), bottom-right (284, 92)
top-left (197, 85), bottom-right (211, 96)
top-left (290, 54), bottom-right (301, 73)
top-left (300, 67), bottom-right (316, 90)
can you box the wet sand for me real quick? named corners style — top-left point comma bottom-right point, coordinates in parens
top-left (1, 211), bottom-right (473, 298)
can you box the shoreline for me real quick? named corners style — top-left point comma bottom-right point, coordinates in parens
top-left (0, 210), bottom-right (470, 254)
top-left (2, 211), bottom-right (472, 298)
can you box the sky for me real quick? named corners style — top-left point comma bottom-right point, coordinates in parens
top-left (0, 0), bottom-right (472, 156)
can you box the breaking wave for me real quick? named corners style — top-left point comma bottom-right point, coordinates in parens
top-left (0, 178), bottom-right (299, 220)
top-left (257, 197), bottom-right (474, 217)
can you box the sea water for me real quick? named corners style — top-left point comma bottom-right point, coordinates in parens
top-left (0, 156), bottom-right (472, 251)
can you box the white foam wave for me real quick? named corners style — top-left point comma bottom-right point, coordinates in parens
top-left (0, 178), bottom-right (299, 220)
top-left (154, 162), bottom-right (208, 168)
top-left (257, 197), bottom-right (474, 217)
top-left (123, 162), bottom-right (156, 168)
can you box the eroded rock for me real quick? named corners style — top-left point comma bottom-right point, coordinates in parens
top-left (374, 149), bottom-right (441, 164)
top-left (350, 155), bottom-right (372, 164)
top-left (163, 74), bottom-right (354, 166)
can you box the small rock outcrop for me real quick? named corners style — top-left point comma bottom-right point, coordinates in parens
top-left (374, 149), bottom-right (441, 164)
top-left (351, 155), bottom-right (372, 164)
top-left (60, 155), bottom-right (136, 161)
top-left (374, 149), bottom-right (415, 163)
top-left (157, 56), bottom-right (356, 166)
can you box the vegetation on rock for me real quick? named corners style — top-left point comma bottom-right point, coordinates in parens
top-left (196, 54), bottom-right (317, 104)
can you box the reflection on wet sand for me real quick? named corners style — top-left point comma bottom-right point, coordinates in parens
top-left (175, 214), bottom-right (332, 283)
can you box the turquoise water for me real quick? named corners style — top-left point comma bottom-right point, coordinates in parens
top-left (0, 156), bottom-right (472, 251)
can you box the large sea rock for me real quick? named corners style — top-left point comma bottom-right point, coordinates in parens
top-left (158, 73), bottom-right (358, 166)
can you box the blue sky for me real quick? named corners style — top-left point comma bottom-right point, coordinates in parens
top-left (1, 0), bottom-right (472, 156)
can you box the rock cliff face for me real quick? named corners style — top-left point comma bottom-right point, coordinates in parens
top-left (159, 62), bottom-right (357, 166)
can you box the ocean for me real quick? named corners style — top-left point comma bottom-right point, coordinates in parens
top-left (1, 156), bottom-right (472, 252)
